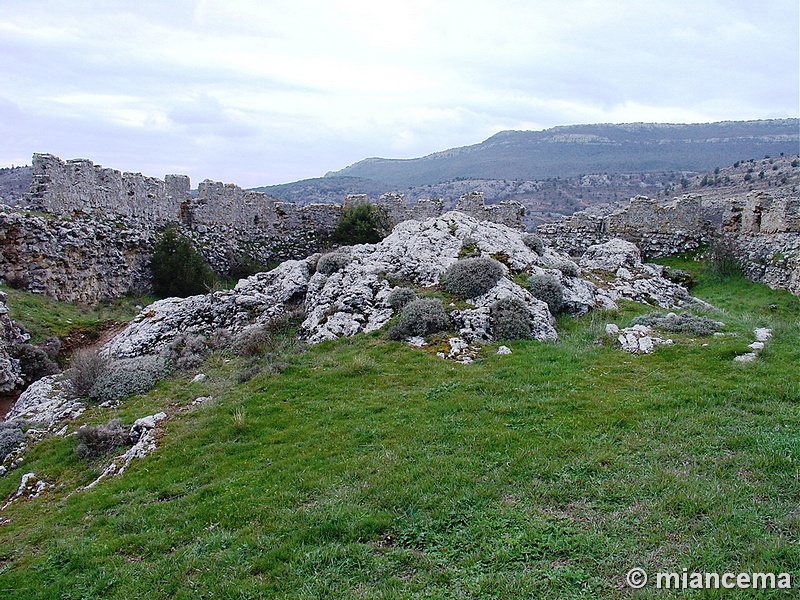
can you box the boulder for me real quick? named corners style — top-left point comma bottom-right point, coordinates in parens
top-left (580, 238), bottom-right (642, 272)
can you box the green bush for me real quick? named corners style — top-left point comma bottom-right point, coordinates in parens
top-left (74, 419), bottom-right (130, 459)
top-left (458, 238), bottom-right (481, 258)
top-left (66, 348), bottom-right (109, 400)
top-left (526, 274), bottom-right (564, 315)
top-left (630, 312), bottom-right (722, 336)
top-left (316, 249), bottom-right (352, 275)
top-left (490, 297), bottom-right (532, 340)
top-left (387, 298), bottom-right (451, 340)
top-left (440, 257), bottom-right (504, 299)
top-left (150, 225), bottom-right (217, 297)
top-left (89, 355), bottom-right (171, 404)
top-left (330, 203), bottom-right (391, 246)
top-left (522, 234), bottom-right (544, 255)
top-left (387, 287), bottom-right (417, 310)
top-left (14, 342), bottom-right (59, 385)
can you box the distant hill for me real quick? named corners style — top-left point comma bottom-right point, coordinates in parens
top-left (0, 165), bottom-right (31, 205)
top-left (324, 119), bottom-right (800, 187)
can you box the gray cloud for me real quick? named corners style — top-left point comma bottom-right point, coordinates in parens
top-left (1, 0), bottom-right (797, 187)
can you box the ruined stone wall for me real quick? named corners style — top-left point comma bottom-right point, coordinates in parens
top-left (0, 210), bottom-right (154, 304)
top-left (540, 191), bottom-right (800, 296)
top-left (6, 154), bottom-right (526, 303)
top-left (26, 154), bottom-right (188, 224)
top-left (378, 191), bottom-right (524, 229)
top-left (537, 195), bottom-right (711, 258)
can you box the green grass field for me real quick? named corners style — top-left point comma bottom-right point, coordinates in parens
top-left (0, 261), bottom-right (798, 599)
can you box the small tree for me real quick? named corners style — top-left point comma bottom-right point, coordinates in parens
top-left (330, 204), bottom-right (391, 246)
top-left (150, 225), bottom-right (217, 297)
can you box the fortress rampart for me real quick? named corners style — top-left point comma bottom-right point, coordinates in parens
top-left (1, 154), bottom-right (525, 303)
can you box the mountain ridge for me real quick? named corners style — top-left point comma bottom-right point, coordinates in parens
top-left (324, 119), bottom-right (799, 187)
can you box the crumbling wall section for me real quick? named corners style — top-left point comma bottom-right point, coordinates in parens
top-left (538, 195), bottom-right (711, 258)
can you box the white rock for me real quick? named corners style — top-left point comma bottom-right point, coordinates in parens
top-left (580, 238), bottom-right (642, 272)
top-left (734, 353), bottom-right (758, 363)
top-left (497, 346), bottom-right (512, 355)
top-left (753, 328), bottom-right (773, 342)
top-left (6, 374), bottom-right (84, 429)
top-left (191, 373), bottom-right (207, 383)
top-left (615, 267), bottom-right (633, 280)
top-left (605, 323), bottom-right (620, 336)
top-left (748, 341), bottom-right (765, 352)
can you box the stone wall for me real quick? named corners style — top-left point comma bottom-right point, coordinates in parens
top-left (537, 195), bottom-right (711, 258)
top-left (2, 154), bottom-right (526, 303)
top-left (378, 191), bottom-right (524, 229)
top-left (540, 191), bottom-right (800, 296)
top-left (0, 210), bottom-right (154, 304)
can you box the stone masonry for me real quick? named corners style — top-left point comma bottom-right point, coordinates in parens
top-left (0, 154), bottom-right (526, 303)
top-left (539, 191), bottom-right (800, 296)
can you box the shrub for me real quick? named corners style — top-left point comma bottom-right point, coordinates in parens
top-left (526, 274), bottom-right (564, 315)
top-left (387, 287), bottom-right (417, 310)
top-left (440, 257), bottom-right (504, 299)
top-left (387, 298), bottom-right (451, 340)
top-left (14, 342), bottom-right (59, 385)
top-left (663, 267), bottom-right (698, 288)
top-left (316, 249), bottom-right (352, 275)
top-left (208, 328), bottom-right (233, 351)
top-left (150, 225), bottom-right (217, 297)
top-left (67, 348), bottom-right (109, 399)
top-left (168, 333), bottom-right (208, 371)
top-left (490, 297), bottom-right (533, 340)
top-left (522, 234), bottom-right (544, 255)
top-left (709, 235), bottom-right (742, 277)
top-left (458, 238), bottom-right (481, 258)
top-left (330, 203), bottom-right (391, 246)
top-left (0, 423), bottom-right (23, 461)
top-left (630, 312), bottom-right (722, 336)
top-left (74, 419), bottom-right (130, 459)
top-left (553, 260), bottom-right (580, 278)
top-left (230, 327), bottom-right (275, 358)
top-left (89, 355), bottom-right (171, 404)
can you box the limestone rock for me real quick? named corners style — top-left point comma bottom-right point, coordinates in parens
top-left (0, 291), bottom-right (26, 392)
top-left (609, 323), bottom-right (672, 354)
top-left (580, 238), bottom-right (642, 272)
top-left (83, 412), bottom-right (168, 490)
top-left (5, 374), bottom-right (83, 428)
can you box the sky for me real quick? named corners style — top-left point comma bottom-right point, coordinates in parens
top-left (1, 0), bottom-right (798, 187)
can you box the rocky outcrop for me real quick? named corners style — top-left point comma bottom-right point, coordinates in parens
top-left (0, 292), bottom-right (26, 393)
top-left (103, 213), bottom-right (693, 361)
top-left (579, 238), bottom-right (692, 309)
top-left (82, 412), bottom-right (167, 490)
top-left (5, 374), bottom-right (84, 428)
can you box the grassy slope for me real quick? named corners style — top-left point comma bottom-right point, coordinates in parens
top-left (0, 263), bottom-right (798, 599)
top-left (1, 286), bottom-right (152, 345)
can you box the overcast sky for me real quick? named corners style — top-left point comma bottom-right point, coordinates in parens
top-left (1, 0), bottom-right (798, 187)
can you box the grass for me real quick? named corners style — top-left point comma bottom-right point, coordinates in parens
top-left (1, 285), bottom-right (153, 345)
top-left (0, 262), bottom-right (798, 598)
